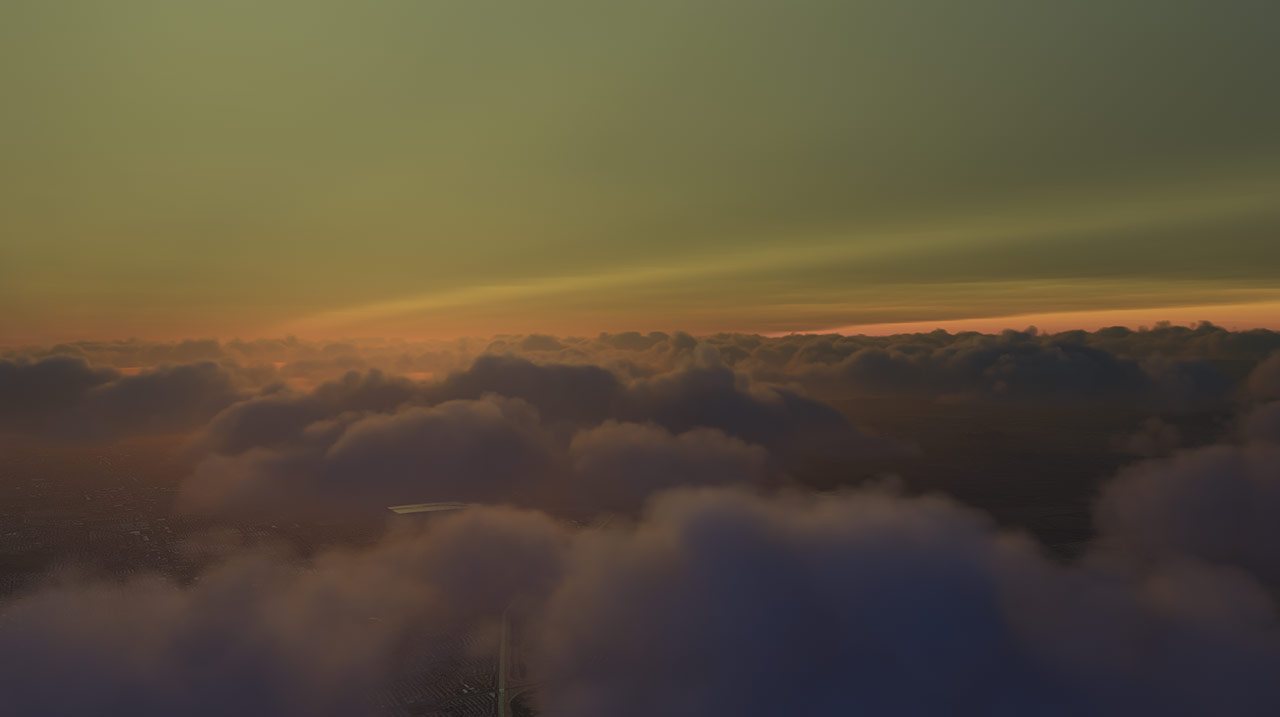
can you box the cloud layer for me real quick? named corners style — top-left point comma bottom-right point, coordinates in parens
top-left (5, 329), bottom-right (1280, 715)
top-left (6, 480), bottom-right (1280, 715)
top-left (0, 356), bottom-right (243, 439)
top-left (180, 353), bottom-right (873, 516)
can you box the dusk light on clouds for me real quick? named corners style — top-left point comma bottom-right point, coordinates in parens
top-left (3, 3), bottom-right (1280, 716)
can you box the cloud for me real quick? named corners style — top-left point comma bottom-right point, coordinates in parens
top-left (1248, 352), bottom-right (1280, 401)
top-left (1095, 441), bottom-right (1280, 587)
top-left (427, 354), bottom-right (625, 425)
top-left (9, 328), bottom-right (1280, 715)
top-left (1242, 402), bottom-right (1280, 444)
top-left (0, 356), bottom-right (243, 439)
top-left (179, 352), bottom-right (885, 516)
top-left (1115, 417), bottom-right (1182, 457)
top-left (567, 422), bottom-right (769, 513)
top-left (743, 329), bottom-right (1233, 404)
top-left (184, 400), bottom-right (781, 519)
top-left (535, 488), bottom-right (1038, 716)
top-left (534, 487), bottom-right (1280, 716)
top-left (7, 477), bottom-right (1280, 716)
top-left (0, 355), bottom-right (117, 424)
top-left (519, 334), bottom-right (567, 352)
top-left (0, 506), bottom-right (566, 716)
top-left (195, 369), bottom-right (425, 456)
top-left (606, 359), bottom-right (876, 463)
top-left (182, 396), bottom-right (558, 515)
top-left (72, 362), bottom-right (243, 439)
top-left (9, 325), bottom-right (1277, 408)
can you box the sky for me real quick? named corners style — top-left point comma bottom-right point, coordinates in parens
top-left (2, 0), bottom-right (1279, 342)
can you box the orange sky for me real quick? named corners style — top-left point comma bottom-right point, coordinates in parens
top-left (807, 301), bottom-right (1280, 337)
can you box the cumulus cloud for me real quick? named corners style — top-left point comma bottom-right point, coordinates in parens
top-left (620, 360), bottom-right (863, 457)
top-left (73, 362), bottom-right (243, 438)
top-left (8, 325), bottom-right (1276, 406)
top-left (427, 354), bottom-right (625, 425)
top-left (1096, 442), bottom-right (1280, 588)
top-left (1115, 417), bottom-right (1182, 457)
top-left (534, 488), bottom-right (1280, 717)
top-left (183, 399), bottom-right (782, 518)
top-left (179, 354), bottom-right (884, 516)
top-left (567, 422), bottom-right (769, 513)
top-left (1247, 352), bottom-right (1280, 401)
top-left (0, 506), bottom-right (566, 716)
top-left (1242, 402), bottom-right (1280, 444)
top-left (0, 355), bottom-right (117, 423)
top-left (11, 327), bottom-right (1280, 715)
top-left (7, 486), bottom-right (1280, 716)
top-left (7, 339), bottom-right (227, 368)
top-left (182, 396), bottom-right (558, 515)
top-left (519, 334), bottom-right (567, 352)
top-left (0, 356), bottom-right (243, 439)
top-left (739, 329), bottom-right (1232, 404)
top-left (194, 369), bottom-right (425, 456)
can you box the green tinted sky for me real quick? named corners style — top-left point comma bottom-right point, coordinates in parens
top-left (2, 1), bottom-right (1278, 341)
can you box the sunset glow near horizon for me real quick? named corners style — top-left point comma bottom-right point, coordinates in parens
top-left (3, 1), bottom-right (1278, 342)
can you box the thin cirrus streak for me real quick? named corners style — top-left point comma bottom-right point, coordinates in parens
top-left (281, 174), bottom-right (1280, 337)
